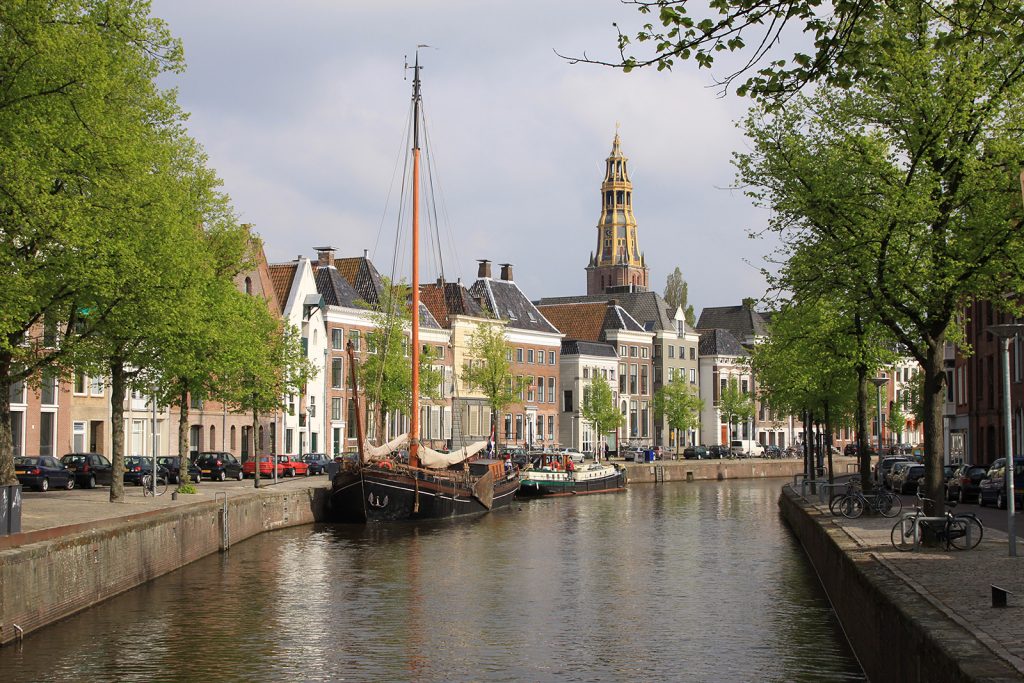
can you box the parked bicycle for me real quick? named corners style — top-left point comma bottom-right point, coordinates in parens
top-left (890, 494), bottom-right (983, 551)
top-left (141, 473), bottom-right (169, 497)
top-left (829, 479), bottom-right (902, 519)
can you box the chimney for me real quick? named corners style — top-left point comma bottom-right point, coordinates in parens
top-left (314, 246), bottom-right (336, 268)
top-left (500, 263), bottom-right (514, 281)
top-left (363, 249), bottom-right (368, 259)
top-left (608, 299), bottom-right (619, 308)
top-left (477, 259), bottom-right (492, 278)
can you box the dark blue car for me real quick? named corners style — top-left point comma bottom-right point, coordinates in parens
top-left (302, 453), bottom-right (331, 475)
top-left (123, 456), bottom-right (169, 486)
top-left (15, 455), bottom-right (75, 492)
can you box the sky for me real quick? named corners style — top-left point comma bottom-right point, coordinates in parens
top-left (149, 0), bottom-right (775, 314)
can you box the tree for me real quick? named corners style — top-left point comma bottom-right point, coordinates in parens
top-left (461, 322), bottom-right (529, 447)
top-left (887, 401), bottom-right (906, 449)
top-left (653, 378), bottom-right (703, 455)
top-left (0, 0), bottom-right (185, 487)
top-left (359, 279), bottom-right (442, 441)
top-left (580, 374), bottom-right (625, 457)
top-left (574, 1), bottom-right (1024, 102)
top-left (221, 296), bottom-right (314, 488)
top-left (735, 1), bottom-right (1024, 512)
top-left (663, 267), bottom-right (695, 327)
top-left (718, 376), bottom-right (754, 444)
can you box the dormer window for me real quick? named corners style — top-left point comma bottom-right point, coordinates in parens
top-left (507, 310), bottom-right (518, 321)
top-left (527, 311), bottom-right (537, 322)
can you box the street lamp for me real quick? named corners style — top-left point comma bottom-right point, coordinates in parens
top-left (870, 376), bottom-right (889, 481)
top-left (989, 323), bottom-right (1024, 557)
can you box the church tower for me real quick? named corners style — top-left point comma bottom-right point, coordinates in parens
top-left (585, 129), bottom-right (649, 295)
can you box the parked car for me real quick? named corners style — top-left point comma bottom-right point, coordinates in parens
top-left (276, 455), bottom-right (309, 477)
top-left (884, 460), bottom-right (913, 490)
top-left (891, 463), bottom-right (925, 494)
top-left (123, 456), bottom-right (169, 486)
top-left (875, 456), bottom-right (909, 485)
top-left (708, 444), bottom-right (730, 459)
top-left (978, 457), bottom-right (1024, 509)
top-left (559, 449), bottom-right (586, 463)
top-left (946, 463), bottom-right (988, 503)
top-left (15, 455), bottom-right (74, 491)
top-left (156, 456), bottom-right (202, 484)
top-left (683, 445), bottom-right (708, 460)
top-left (60, 452), bottom-right (113, 489)
top-left (243, 455), bottom-right (283, 478)
top-left (194, 451), bottom-right (244, 481)
top-left (302, 453), bottom-right (331, 475)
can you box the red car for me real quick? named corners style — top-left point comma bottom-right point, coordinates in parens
top-left (242, 455), bottom-right (281, 478)
top-left (276, 455), bottom-right (309, 477)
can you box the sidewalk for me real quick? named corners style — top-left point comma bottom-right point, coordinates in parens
top-left (4, 475), bottom-right (327, 548)
top-left (798, 486), bottom-right (1024, 678)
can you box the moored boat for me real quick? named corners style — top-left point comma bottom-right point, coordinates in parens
top-left (517, 453), bottom-right (626, 497)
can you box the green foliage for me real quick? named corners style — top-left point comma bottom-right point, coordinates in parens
top-left (360, 279), bottom-right (442, 437)
top-left (462, 322), bottom-right (529, 437)
top-left (580, 374), bottom-right (625, 447)
top-left (176, 484), bottom-right (197, 495)
top-left (653, 379), bottom-right (703, 451)
top-left (662, 267), bottom-right (695, 327)
top-left (718, 376), bottom-right (754, 439)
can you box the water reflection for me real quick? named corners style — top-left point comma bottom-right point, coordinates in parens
top-left (1, 479), bottom-right (863, 682)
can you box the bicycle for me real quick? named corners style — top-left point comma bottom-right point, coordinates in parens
top-left (141, 473), bottom-right (169, 497)
top-left (829, 479), bottom-right (902, 519)
top-left (890, 495), bottom-right (983, 551)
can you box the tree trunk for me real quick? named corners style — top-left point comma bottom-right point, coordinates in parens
top-left (0, 351), bottom-right (16, 486)
top-left (803, 408), bottom-right (811, 486)
top-left (177, 386), bottom-right (191, 486)
top-left (252, 408), bottom-right (261, 488)
top-left (923, 336), bottom-right (946, 516)
top-left (825, 401), bottom-right (834, 485)
top-left (109, 360), bottom-right (127, 503)
top-left (856, 367), bottom-right (872, 489)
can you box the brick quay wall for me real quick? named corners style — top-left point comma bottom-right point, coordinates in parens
top-left (0, 485), bottom-right (329, 646)
top-left (621, 456), bottom-right (857, 484)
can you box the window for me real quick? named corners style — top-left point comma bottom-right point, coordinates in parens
top-left (536, 416), bottom-right (543, 440)
top-left (641, 347), bottom-right (649, 359)
top-left (742, 379), bottom-right (749, 394)
top-left (564, 390), bottom-right (573, 412)
top-left (536, 376), bottom-right (544, 402)
top-left (548, 415), bottom-right (554, 440)
top-left (583, 367), bottom-right (590, 379)
top-left (549, 351), bottom-right (556, 365)
top-left (690, 368), bottom-right (696, 384)
top-left (689, 347), bottom-right (695, 360)
top-left (641, 402), bottom-right (649, 438)
top-left (641, 365), bottom-right (649, 394)
top-left (90, 376), bottom-right (104, 396)
top-left (332, 398), bottom-right (342, 420)
top-left (668, 346), bottom-right (675, 359)
top-left (331, 358), bottom-right (344, 389)
top-left (630, 364), bottom-right (638, 393)
top-left (506, 349), bottom-right (512, 361)
top-left (347, 399), bottom-right (357, 438)
top-left (11, 411), bottom-right (23, 457)
top-left (667, 368), bottom-right (674, 381)
top-left (630, 346), bottom-right (638, 358)
top-left (332, 328), bottom-right (344, 350)
top-left (39, 412), bottom-right (55, 457)
top-left (630, 401), bottom-right (638, 437)
top-left (74, 372), bottom-right (87, 395)
top-left (528, 349), bottom-right (535, 364)
top-left (548, 377), bottom-right (555, 403)
top-left (230, 425), bottom-right (236, 450)
top-left (350, 329), bottom-right (361, 351)
top-left (515, 414), bottom-right (523, 440)
top-left (619, 363), bottom-right (627, 393)
top-left (40, 369), bottom-right (57, 406)
top-left (518, 377), bottom-right (526, 401)
top-left (620, 345), bottom-right (627, 356)
top-left (516, 348), bottom-right (524, 363)
top-left (190, 394), bottom-right (203, 410)
top-left (505, 414), bottom-right (513, 439)
top-left (435, 345), bottom-right (445, 359)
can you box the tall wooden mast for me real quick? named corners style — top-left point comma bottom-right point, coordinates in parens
top-left (409, 53), bottom-right (422, 468)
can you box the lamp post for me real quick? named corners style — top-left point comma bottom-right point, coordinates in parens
top-left (989, 323), bottom-right (1024, 557)
top-left (870, 376), bottom-right (889, 481)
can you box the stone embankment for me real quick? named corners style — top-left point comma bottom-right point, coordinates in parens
top-left (780, 484), bottom-right (1024, 682)
top-left (622, 456), bottom-right (857, 484)
top-left (0, 480), bottom-right (328, 646)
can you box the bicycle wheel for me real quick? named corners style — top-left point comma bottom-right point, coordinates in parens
top-left (153, 476), bottom-right (168, 496)
top-left (948, 516), bottom-right (983, 550)
top-left (840, 495), bottom-right (864, 519)
top-left (891, 517), bottom-right (917, 551)
top-left (829, 494), bottom-right (849, 516)
top-left (878, 492), bottom-right (903, 518)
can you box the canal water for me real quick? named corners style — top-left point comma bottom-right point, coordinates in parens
top-left (1, 479), bottom-right (864, 682)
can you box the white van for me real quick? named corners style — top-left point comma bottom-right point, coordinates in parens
top-left (730, 440), bottom-right (765, 458)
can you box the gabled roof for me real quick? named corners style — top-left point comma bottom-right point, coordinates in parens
top-left (698, 328), bottom-right (748, 357)
top-left (334, 256), bottom-right (384, 306)
top-left (536, 290), bottom-right (677, 334)
top-left (470, 278), bottom-right (559, 334)
top-left (420, 280), bottom-right (487, 328)
top-left (561, 340), bottom-right (618, 358)
top-left (537, 301), bottom-right (645, 342)
top-left (267, 263), bottom-right (298, 311)
top-left (312, 264), bottom-right (364, 308)
top-left (696, 305), bottom-right (770, 342)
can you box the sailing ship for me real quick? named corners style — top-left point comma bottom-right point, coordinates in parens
top-left (517, 452), bottom-right (627, 498)
top-left (329, 55), bottom-right (520, 522)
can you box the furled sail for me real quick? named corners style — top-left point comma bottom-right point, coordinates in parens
top-left (418, 440), bottom-right (489, 469)
top-left (362, 434), bottom-right (410, 463)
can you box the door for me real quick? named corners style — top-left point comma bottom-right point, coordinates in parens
top-left (96, 455), bottom-right (114, 485)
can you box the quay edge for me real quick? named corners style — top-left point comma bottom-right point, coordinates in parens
top-left (0, 485), bottom-right (329, 647)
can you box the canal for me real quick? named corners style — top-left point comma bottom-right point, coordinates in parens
top-left (1, 479), bottom-right (864, 681)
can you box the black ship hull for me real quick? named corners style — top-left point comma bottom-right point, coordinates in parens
top-left (329, 466), bottom-right (520, 522)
